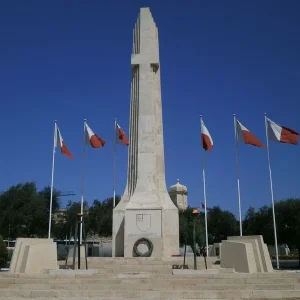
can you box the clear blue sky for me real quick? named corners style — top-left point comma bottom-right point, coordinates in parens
top-left (0, 1), bottom-right (299, 218)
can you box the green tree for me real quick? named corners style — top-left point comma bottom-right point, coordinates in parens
top-left (0, 235), bottom-right (8, 267)
top-left (243, 205), bottom-right (274, 245)
top-left (88, 196), bottom-right (120, 236)
top-left (54, 200), bottom-right (90, 239)
top-left (275, 198), bottom-right (300, 266)
top-left (0, 182), bottom-right (60, 238)
top-left (243, 199), bottom-right (300, 266)
top-left (39, 186), bottom-right (61, 214)
top-left (207, 206), bottom-right (238, 244)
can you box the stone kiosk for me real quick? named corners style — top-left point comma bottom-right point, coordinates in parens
top-left (112, 8), bottom-right (179, 258)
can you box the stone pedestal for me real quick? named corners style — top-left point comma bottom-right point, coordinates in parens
top-left (9, 238), bottom-right (58, 274)
top-left (220, 235), bottom-right (273, 273)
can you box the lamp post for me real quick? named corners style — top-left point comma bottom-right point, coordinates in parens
top-left (192, 208), bottom-right (200, 270)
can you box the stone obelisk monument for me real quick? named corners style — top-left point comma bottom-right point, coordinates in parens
top-left (112, 7), bottom-right (179, 258)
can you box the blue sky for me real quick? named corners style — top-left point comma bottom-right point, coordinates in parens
top-left (0, 1), bottom-right (299, 218)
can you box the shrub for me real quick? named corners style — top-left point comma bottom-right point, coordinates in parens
top-left (0, 236), bottom-right (8, 267)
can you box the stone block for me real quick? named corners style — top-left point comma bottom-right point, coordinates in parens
top-left (58, 289), bottom-right (89, 297)
top-left (172, 269), bottom-right (219, 276)
top-left (140, 290), bottom-right (161, 299)
top-left (219, 235), bottom-right (274, 274)
top-left (30, 290), bottom-right (58, 297)
top-left (113, 290), bottom-right (140, 298)
top-left (228, 235), bottom-right (273, 272)
top-left (9, 238), bottom-right (58, 274)
top-left (221, 240), bottom-right (257, 273)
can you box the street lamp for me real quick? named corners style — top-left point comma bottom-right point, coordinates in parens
top-left (192, 208), bottom-right (200, 270)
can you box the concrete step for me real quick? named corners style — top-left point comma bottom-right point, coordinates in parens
top-left (1, 272), bottom-right (299, 279)
top-left (1, 275), bottom-right (299, 284)
top-left (1, 272), bottom-right (300, 281)
top-left (65, 263), bottom-right (214, 270)
top-left (1, 279), bottom-right (300, 287)
top-left (1, 289), bottom-right (300, 298)
top-left (77, 265), bottom-right (177, 270)
top-left (0, 282), bottom-right (300, 290)
top-left (62, 257), bottom-right (218, 266)
top-left (1, 270), bottom-right (300, 299)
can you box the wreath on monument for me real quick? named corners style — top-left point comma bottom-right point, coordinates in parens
top-left (133, 238), bottom-right (153, 257)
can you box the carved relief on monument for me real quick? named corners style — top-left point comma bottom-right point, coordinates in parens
top-left (126, 210), bottom-right (162, 238)
top-left (136, 214), bottom-right (151, 232)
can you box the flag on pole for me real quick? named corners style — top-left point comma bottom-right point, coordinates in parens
top-left (84, 122), bottom-right (106, 148)
top-left (200, 115), bottom-right (211, 257)
top-left (49, 121), bottom-right (72, 239)
top-left (235, 119), bottom-right (265, 147)
top-left (267, 118), bottom-right (299, 145)
top-left (113, 120), bottom-right (129, 208)
top-left (201, 119), bottom-right (213, 151)
top-left (55, 124), bottom-right (73, 158)
top-left (116, 123), bottom-right (129, 145)
top-left (233, 115), bottom-right (264, 237)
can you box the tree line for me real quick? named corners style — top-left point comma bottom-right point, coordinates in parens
top-left (0, 182), bottom-right (299, 263)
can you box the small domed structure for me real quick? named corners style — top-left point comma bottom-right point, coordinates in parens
top-left (170, 179), bottom-right (188, 194)
top-left (169, 179), bottom-right (188, 211)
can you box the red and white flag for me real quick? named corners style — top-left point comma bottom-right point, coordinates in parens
top-left (116, 123), bottom-right (129, 145)
top-left (55, 124), bottom-right (73, 159)
top-left (84, 122), bottom-right (105, 148)
top-left (201, 119), bottom-right (213, 151)
top-left (236, 119), bottom-right (264, 147)
top-left (267, 118), bottom-right (299, 145)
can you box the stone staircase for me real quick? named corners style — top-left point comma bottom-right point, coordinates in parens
top-left (0, 257), bottom-right (300, 299)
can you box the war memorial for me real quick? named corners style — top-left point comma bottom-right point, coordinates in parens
top-left (0, 7), bottom-right (300, 300)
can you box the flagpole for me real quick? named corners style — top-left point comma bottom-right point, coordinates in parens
top-left (264, 113), bottom-right (279, 270)
top-left (80, 119), bottom-right (87, 244)
top-left (200, 115), bottom-right (209, 257)
top-left (48, 120), bottom-right (57, 239)
top-left (233, 114), bottom-right (243, 236)
top-left (113, 118), bottom-right (117, 208)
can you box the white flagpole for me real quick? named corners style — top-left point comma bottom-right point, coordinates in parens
top-left (80, 119), bottom-right (87, 244)
top-left (200, 115), bottom-right (209, 257)
top-left (264, 113), bottom-right (279, 270)
top-left (48, 120), bottom-right (57, 239)
top-left (233, 114), bottom-right (243, 236)
top-left (113, 118), bottom-right (117, 208)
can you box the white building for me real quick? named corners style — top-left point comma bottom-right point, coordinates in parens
top-left (169, 179), bottom-right (188, 211)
